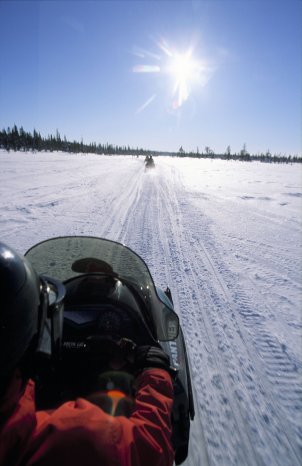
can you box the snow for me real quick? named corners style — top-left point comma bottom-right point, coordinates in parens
top-left (1, 150), bottom-right (301, 465)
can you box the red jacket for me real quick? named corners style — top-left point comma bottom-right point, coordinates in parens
top-left (0, 369), bottom-right (174, 466)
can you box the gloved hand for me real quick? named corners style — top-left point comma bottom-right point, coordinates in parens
top-left (117, 339), bottom-right (177, 377)
top-left (134, 345), bottom-right (172, 373)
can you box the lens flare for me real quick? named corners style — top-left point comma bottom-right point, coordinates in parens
top-left (136, 94), bottom-right (157, 114)
top-left (167, 50), bottom-right (202, 108)
top-left (133, 38), bottom-right (213, 112)
top-left (133, 65), bottom-right (160, 73)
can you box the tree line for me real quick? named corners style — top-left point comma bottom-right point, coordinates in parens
top-left (177, 144), bottom-right (301, 164)
top-left (0, 125), bottom-right (301, 163)
top-left (0, 125), bottom-right (149, 156)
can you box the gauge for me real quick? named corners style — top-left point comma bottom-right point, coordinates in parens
top-left (96, 306), bottom-right (136, 340)
top-left (97, 310), bottom-right (122, 336)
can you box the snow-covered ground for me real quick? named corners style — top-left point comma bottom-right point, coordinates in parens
top-left (1, 150), bottom-right (301, 465)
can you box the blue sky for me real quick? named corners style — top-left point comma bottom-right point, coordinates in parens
top-left (0, 0), bottom-right (301, 155)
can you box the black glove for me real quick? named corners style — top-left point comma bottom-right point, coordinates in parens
top-left (134, 345), bottom-right (171, 373)
top-left (117, 339), bottom-right (177, 377)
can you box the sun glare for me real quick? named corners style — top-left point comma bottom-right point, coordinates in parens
top-left (169, 53), bottom-right (195, 81)
top-left (133, 38), bottom-right (212, 112)
top-left (167, 50), bottom-right (201, 108)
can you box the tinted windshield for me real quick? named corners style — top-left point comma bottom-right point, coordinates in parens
top-left (25, 236), bottom-right (179, 341)
top-left (26, 236), bottom-right (153, 286)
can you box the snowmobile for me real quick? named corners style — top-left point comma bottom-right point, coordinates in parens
top-left (25, 236), bottom-right (195, 464)
top-left (145, 155), bottom-right (155, 169)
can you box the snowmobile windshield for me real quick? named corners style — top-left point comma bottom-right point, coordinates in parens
top-left (25, 236), bottom-right (179, 341)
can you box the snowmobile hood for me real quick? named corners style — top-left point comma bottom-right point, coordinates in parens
top-left (25, 236), bottom-right (179, 341)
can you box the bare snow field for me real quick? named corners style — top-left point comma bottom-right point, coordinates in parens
top-left (1, 150), bottom-right (301, 466)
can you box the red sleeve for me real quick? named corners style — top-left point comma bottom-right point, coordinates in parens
top-left (0, 380), bottom-right (36, 466)
top-left (117, 368), bottom-right (175, 466)
top-left (25, 369), bottom-right (174, 466)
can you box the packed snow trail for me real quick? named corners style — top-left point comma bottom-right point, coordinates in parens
top-left (105, 160), bottom-right (301, 466)
top-left (0, 151), bottom-right (301, 465)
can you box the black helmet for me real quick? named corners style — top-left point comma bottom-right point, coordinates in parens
top-left (0, 242), bottom-right (65, 377)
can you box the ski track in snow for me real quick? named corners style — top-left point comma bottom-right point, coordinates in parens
top-left (1, 151), bottom-right (301, 466)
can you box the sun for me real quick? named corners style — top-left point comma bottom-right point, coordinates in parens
top-left (166, 50), bottom-right (201, 108)
top-left (133, 38), bottom-right (212, 112)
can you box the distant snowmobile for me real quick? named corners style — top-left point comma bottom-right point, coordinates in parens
top-left (25, 236), bottom-right (195, 464)
top-left (145, 155), bottom-right (155, 169)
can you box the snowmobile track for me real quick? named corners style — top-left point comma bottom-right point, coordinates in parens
top-left (120, 162), bottom-right (302, 466)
